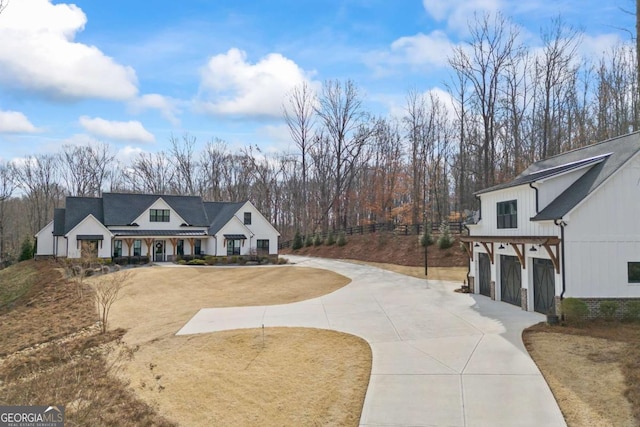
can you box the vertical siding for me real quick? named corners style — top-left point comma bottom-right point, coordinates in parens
top-left (35, 222), bottom-right (54, 256)
top-left (565, 153), bottom-right (640, 298)
top-left (474, 186), bottom-right (557, 236)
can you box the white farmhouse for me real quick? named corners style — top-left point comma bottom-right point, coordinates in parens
top-left (461, 132), bottom-right (640, 315)
top-left (35, 193), bottom-right (280, 261)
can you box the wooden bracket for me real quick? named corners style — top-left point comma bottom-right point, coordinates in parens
top-left (542, 242), bottom-right (560, 274)
top-left (510, 243), bottom-right (525, 268)
top-left (481, 242), bottom-right (495, 264)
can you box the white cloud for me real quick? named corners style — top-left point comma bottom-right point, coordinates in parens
top-left (116, 145), bottom-right (145, 165)
top-left (197, 48), bottom-right (313, 117)
top-left (0, 110), bottom-right (40, 133)
top-left (0, 0), bottom-right (138, 100)
top-left (422, 0), bottom-right (502, 35)
top-left (579, 33), bottom-right (625, 60)
top-left (128, 94), bottom-right (181, 125)
top-left (79, 116), bottom-right (155, 143)
top-left (365, 31), bottom-right (455, 76)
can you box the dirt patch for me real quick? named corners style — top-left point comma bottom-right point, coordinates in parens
top-left (282, 232), bottom-right (468, 267)
top-left (524, 323), bottom-right (640, 427)
top-left (123, 328), bottom-right (371, 426)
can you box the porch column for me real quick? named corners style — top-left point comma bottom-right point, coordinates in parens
top-left (144, 238), bottom-right (154, 257)
top-left (124, 238), bottom-right (134, 257)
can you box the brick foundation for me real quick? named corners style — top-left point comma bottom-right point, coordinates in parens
top-left (573, 297), bottom-right (640, 319)
top-left (490, 281), bottom-right (496, 300)
top-left (521, 288), bottom-right (528, 311)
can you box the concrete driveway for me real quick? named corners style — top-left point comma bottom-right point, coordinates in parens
top-left (176, 255), bottom-right (565, 427)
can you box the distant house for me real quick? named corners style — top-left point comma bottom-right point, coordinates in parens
top-left (35, 193), bottom-right (280, 261)
top-left (461, 132), bottom-right (640, 315)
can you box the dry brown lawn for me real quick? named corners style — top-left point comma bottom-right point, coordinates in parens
top-left (524, 322), bottom-right (640, 427)
top-left (107, 265), bottom-right (372, 426)
top-left (345, 260), bottom-right (467, 283)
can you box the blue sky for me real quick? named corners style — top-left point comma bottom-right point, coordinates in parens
top-left (0, 0), bottom-right (635, 164)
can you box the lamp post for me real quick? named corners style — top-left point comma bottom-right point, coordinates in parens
top-left (423, 216), bottom-right (428, 277)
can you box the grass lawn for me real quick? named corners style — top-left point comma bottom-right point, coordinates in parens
top-left (107, 265), bottom-right (372, 426)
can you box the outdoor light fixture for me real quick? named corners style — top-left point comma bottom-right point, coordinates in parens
top-left (498, 244), bottom-right (505, 250)
top-left (530, 245), bottom-right (538, 252)
top-left (474, 243), bottom-right (480, 247)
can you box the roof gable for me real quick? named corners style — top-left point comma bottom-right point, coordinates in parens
top-left (102, 193), bottom-right (209, 226)
top-left (204, 201), bottom-right (245, 234)
top-left (63, 197), bottom-right (103, 235)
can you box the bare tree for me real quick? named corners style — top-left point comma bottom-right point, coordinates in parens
top-left (315, 79), bottom-right (373, 229)
top-left (61, 143), bottom-right (115, 196)
top-left (199, 138), bottom-right (229, 201)
top-left (449, 12), bottom-right (521, 187)
top-left (0, 162), bottom-right (17, 264)
top-left (169, 134), bottom-right (200, 196)
top-left (123, 151), bottom-right (175, 194)
top-left (283, 82), bottom-right (316, 233)
top-left (94, 270), bottom-right (130, 334)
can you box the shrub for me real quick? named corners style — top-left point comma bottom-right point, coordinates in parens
top-left (238, 257), bottom-right (247, 265)
top-left (623, 300), bottom-right (640, 322)
top-left (204, 256), bottom-right (216, 265)
top-left (437, 221), bottom-right (453, 249)
top-left (325, 231), bottom-right (336, 246)
top-left (304, 234), bottom-right (314, 247)
top-left (561, 298), bottom-right (589, 325)
top-left (230, 256), bottom-right (238, 264)
top-left (313, 234), bottom-right (323, 246)
top-left (186, 258), bottom-right (206, 265)
top-left (599, 301), bottom-right (618, 320)
top-left (19, 237), bottom-right (34, 261)
top-left (292, 231), bottom-right (303, 250)
top-left (177, 259), bottom-right (187, 265)
top-left (420, 229), bottom-right (433, 247)
top-left (278, 257), bottom-right (288, 265)
top-left (337, 232), bottom-right (347, 247)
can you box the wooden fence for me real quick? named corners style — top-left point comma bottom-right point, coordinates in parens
top-left (278, 221), bottom-right (463, 250)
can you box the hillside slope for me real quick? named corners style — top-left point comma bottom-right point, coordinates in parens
top-left (281, 232), bottom-right (468, 267)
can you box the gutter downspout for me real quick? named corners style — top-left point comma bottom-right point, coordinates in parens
top-left (463, 225), bottom-right (471, 288)
top-left (554, 219), bottom-right (567, 313)
top-left (529, 183), bottom-right (539, 213)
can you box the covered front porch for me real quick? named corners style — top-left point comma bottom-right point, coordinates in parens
top-left (111, 230), bottom-right (208, 263)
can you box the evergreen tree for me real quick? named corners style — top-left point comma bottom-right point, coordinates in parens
top-left (437, 221), bottom-right (453, 249)
top-left (19, 237), bottom-right (34, 261)
top-left (292, 230), bottom-right (303, 250)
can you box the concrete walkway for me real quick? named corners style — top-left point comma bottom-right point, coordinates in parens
top-left (176, 256), bottom-right (566, 427)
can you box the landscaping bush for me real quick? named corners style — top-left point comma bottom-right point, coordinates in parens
top-left (304, 234), bottom-right (314, 247)
top-left (238, 257), bottom-right (247, 265)
top-left (437, 221), bottom-right (453, 249)
top-left (599, 301), bottom-right (619, 320)
top-left (19, 237), bottom-right (34, 261)
top-left (561, 298), bottom-right (589, 325)
top-left (186, 258), bottom-right (206, 265)
top-left (420, 229), bottom-right (433, 247)
top-left (337, 232), bottom-right (347, 247)
top-left (177, 259), bottom-right (187, 265)
top-left (325, 231), bottom-right (336, 246)
top-left (313, 234), bottom-right (323, 246)
top-left (623, 301), bottom-right (640, 322)
top-left (278, 257), bottom-right (288, 265)
top-left (292, 231), bottom-right (303, 250)
top-left (230, 256), bottom-right (238, 264)
top-left (204, 256), bottom-right (217, 265)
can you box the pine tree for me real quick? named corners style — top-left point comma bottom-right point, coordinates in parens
top-left (292, 231), bottom-right (303, 250)
top-left (437, 221), bottom-right (453, 249)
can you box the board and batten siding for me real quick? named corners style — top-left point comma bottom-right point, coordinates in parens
top-left (35, 221), bottom-right (54, 256)
top-left (473, 185), bottom-right (557, 236)
top-left (66, 215), bottom-right (112, 259)
top-left (130, 198), bottom-right (189, 230)
top-left (563, 151), bottom-right (640, 298)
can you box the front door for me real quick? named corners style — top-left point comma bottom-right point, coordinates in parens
top-left (478, 253), bottom-right (491, 297)
top-left (154, 240), bottom-right (165, 262)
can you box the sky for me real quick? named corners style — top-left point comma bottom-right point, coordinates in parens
top-left (0, 0), bottom-right (635, 164)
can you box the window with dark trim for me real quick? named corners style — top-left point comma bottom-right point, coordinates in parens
top-left (194, 239), bottom-right (202, 255)
top-left (497, 200), bottom-right (517, 229)
top-left (628, 262), bottom-right (640, 283)
top-left (133, 240), bottom-right (142, 256)
top-left (113, 240), bottom-right (122, 257)
top-left (244, 212), bottom-right (251, 225)
top-left (177, 239), bottom-right (184, 256)
top-left (256, 239), bottom-right (269, 254)
top-left (150, 209), bottom-right (170, 222)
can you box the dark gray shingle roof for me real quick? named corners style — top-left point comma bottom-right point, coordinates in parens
top-left (53, 208), bottom-right (66, 236)
top-left (204, 201), bottom-right (245, 235)
top-left (476, 132), bottom-right (640, 220)
top-left (102, 193), bottom-right (209, 226)
top-left (63, 197), bottom-right (103, 234)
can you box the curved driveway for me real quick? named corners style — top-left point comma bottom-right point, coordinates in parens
top-left (176, 256), bottom-right (565, 426)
